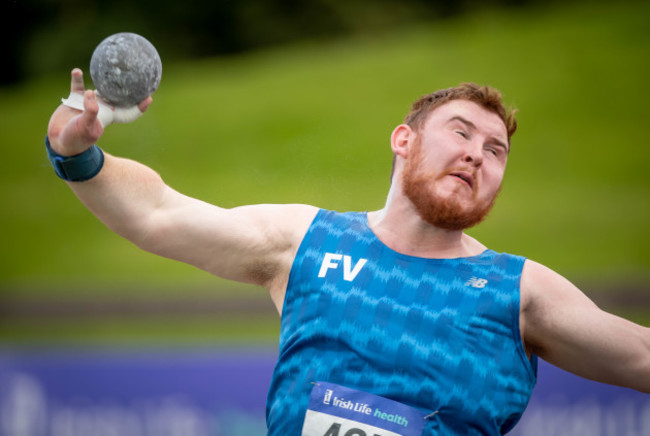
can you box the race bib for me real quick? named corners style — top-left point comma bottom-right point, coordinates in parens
top-left (302, 382), bottom-right (429, 436)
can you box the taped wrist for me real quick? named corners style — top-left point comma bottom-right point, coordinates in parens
top-left (45, 136), bottom-right (104, 182)
top-left (61, 91), bottom-right (143, 127)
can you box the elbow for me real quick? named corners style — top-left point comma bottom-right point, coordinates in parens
top-left (129, 210), bottom-right (185, 262)
top-left (101, 213), bottom-right (156, 250)
top-left (129, 217), bottom-right (166, 255)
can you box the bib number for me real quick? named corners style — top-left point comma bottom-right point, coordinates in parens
top-left (302, 382), bottom-right (428, 436)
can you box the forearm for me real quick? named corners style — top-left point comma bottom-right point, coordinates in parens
top-left (634, 324), bottom-right (650, 393)
top-left (67, 152), bottom-right (168, 245)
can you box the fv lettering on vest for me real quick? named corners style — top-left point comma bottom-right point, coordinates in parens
top-left (318, 253), bottom-right (368, 282)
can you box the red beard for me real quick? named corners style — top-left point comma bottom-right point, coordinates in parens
top-left (401, 142), bottom-right (498, 231)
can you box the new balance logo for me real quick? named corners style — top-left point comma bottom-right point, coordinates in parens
top-left (318, 252), bottom-right (367, 282)
top-left (465, 276), bottom-right (488, 288)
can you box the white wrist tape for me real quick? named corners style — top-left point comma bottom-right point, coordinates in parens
top-left (61, 91), bottom-right (143, 127)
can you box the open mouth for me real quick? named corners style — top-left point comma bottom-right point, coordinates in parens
top-left (449, 171), bottom-right (474, 189)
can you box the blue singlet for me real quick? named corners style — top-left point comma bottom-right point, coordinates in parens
top-left (266, 209), bottom-right (537, 435)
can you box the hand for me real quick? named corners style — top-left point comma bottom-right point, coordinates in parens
top-left (47, 68), bottom-right (152, 156)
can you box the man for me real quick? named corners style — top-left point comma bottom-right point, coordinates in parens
top-left (46, 69), bottom-right (649, 435)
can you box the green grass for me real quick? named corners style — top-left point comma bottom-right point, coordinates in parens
top-left (0, 1), bottom-right (648, 343)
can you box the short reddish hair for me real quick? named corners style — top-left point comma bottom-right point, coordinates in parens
top-left (404, 83), bottom-right (517, 143)
top-left (390, 84), bottom-right (517, 181)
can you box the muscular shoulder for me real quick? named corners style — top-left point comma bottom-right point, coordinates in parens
top-left (234, 204), bottom-right (319, 307)
top-left (229, 203), bottom-right (319, 267)
top-left (520, 260), bottom-right (594, 310)
top-left (520, 259), bottom-right (598, 355)
top-left (232, 203), bottom-right (319, 235)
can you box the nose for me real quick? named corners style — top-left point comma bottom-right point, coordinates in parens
top-left (462, 141), bottom-right (483, 167)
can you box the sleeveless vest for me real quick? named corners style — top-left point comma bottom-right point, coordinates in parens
top-left (267, 209), bottom-right (537, 435)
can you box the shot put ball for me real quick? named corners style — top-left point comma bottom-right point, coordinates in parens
top-left (90, 32), bottom-right (162, 107)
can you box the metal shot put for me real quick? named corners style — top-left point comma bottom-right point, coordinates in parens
top-left (90, 32), bottom-right (162, 107)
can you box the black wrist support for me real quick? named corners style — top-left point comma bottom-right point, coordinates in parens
top-left (45, 136), bottom-right (104, 182)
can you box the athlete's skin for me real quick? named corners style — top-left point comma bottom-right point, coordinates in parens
top-left (47, 68), bottom-right (650, 393)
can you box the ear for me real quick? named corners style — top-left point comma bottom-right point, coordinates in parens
top-left (391, 124), bottom-right (415, 159)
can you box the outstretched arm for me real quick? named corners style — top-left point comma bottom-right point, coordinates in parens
top-left (521, 259), bottom-right (650, 393)
top-left (47, 69), bottom-right (317, 311)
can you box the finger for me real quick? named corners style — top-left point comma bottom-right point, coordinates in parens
top-left (83, 90), bottom-right (99, 120)
top-left (78, 90), bottom-right (103, 137)
top-left (138, 96), bottom-right (153, 113)
top-left (70, 68), bottom-right (85, 94)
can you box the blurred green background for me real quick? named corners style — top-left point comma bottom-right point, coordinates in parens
top-left (1, 0), bottom-right (648, 345)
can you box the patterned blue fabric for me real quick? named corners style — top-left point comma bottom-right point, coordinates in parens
top-left (267, 209), bottom-right (537, 435)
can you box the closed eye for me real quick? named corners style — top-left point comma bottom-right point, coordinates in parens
top-left (485, 144), bottom-right (507, 158)
top-left (456, 130), bottom-right (469, 139)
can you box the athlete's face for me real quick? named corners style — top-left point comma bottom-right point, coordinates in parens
top-left (400, 100), bottom-right (509, 231)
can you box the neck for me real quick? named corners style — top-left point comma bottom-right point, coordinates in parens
top-left (368, 185), bottom-right (486, 259)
